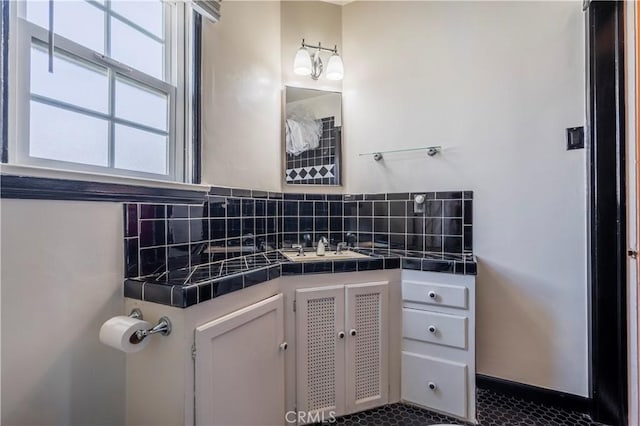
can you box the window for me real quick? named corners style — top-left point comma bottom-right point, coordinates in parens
top-left (9, 0), bottom-right (194, 182)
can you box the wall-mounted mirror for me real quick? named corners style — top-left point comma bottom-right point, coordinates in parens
top-left (284, 86), bottom-right (342, 186)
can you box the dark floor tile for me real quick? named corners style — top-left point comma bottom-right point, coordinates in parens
top-left (325, 388), bottom-right (607, 426)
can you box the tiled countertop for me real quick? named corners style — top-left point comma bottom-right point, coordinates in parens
top-left (124, 248), bottom-right (477, 308)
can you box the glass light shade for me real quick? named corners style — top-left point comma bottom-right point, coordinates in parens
top-left (293, 47), bottom-right (312, 76)
top-left (325, 53), bottom-right (344, 81)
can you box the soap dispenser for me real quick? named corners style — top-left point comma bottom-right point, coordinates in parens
top-left (317, 237), bottom-right (328, 256)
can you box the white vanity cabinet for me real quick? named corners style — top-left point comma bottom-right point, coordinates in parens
top-left (194, 294), bottom-right (286, 426)
top-left (123, 268), bottom-right (474, 426)
top-left (400, 270), bottom-right (476, 423)
top-left (124, 280), bottom-right (284, 426)
top-left (294, 281), bottom-right (389, 422)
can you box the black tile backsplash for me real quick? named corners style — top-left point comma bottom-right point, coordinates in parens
top-left (124, 204), bottom-right (138, 237)
top-left (167, 205), bottom-right (189, 219)
top-left (139, 220), bottom-right (166, 247)
top-left (167, 245), bottom-right (190, 271)
top-left (123, 188), bottom-right (473, 280)
top-left (124, 238), bottom-right (138, 278)
top-left (140, 204), bottom-right (166, 220)
top-left (139, 247), bottom-right (166, 276)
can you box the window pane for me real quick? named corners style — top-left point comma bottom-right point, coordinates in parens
top-left (115, 125), bottom-right (167, 175)
top-left (111, 18), bottom-right (163, 80)
top-left (31, 44), bottom-right (109, 114)
top-left (110, 0), bottom-right (163, 39)
top-left (26, 1), bottom-right (105, 53)
top-left (115, 78), bottom-right (168, 131)
top-left (30, 102), bottom-right (109, 167)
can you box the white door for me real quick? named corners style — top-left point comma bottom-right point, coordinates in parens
top-left (295, 286), bottom-right (346, 423)
top-left (345, 282), bottom-right (389, 413)
top-left (195, 294), bottom-right (285, 426)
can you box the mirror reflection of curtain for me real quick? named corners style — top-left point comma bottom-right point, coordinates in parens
top-left (284, 86), bottom-right (342, 185)
top-left (285, 116), bottom-right (322, 156)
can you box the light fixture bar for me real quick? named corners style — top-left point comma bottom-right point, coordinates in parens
top-left (300, 39), bottom-right (338, 54)
top-left (294, 39), bottom-right (343, 80)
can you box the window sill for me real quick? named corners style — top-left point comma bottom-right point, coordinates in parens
top-left (0, 163), bottom-right (210, 203)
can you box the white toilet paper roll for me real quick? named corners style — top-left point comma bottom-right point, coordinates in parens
top-left (99, 316), bottom-right (152, 353)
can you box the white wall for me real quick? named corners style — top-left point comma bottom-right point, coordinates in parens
top-left (280, 1), bottom-right (344, 193)
top-left (343, 1), bottom-right (588, 396)
top-left (201, 1), bottom-right (343, 193)
top-left (281, 1), bottom-right (343, 93)
top-left (1, 200), bottom-right (125, 425)
top-left (201, 1), bottom-right (283, 192)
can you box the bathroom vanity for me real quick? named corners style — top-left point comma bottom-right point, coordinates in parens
top-left (122, 188), bottom-right (476, 425)
top-left (124, 257), bottom-right (476, 425)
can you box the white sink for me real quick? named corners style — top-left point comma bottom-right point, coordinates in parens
top-left (280, 250), bottom-right (370, 262)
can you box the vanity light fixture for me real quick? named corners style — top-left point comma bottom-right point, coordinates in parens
top-left (293, 39), bottom-right (344, 81)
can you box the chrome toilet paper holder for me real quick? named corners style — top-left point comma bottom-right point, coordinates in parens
top-left (129, 308), bottom-right (172, 339)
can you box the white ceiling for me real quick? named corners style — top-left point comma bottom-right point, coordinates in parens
top-left (320, 0), bottom-right (355, 5)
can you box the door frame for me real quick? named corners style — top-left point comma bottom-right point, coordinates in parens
top-left (626, 1), bottom-right (640, 424)
top-left (587, 1), bottom-right (628, 425)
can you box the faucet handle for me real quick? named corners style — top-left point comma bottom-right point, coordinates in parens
top-left (336, 242), bottom-right (348, 254)
top-left (345, 232), bottom-right (357, 247)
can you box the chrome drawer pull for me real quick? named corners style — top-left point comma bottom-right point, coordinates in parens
top-left (428, 325), bottom-right (437, 334)
top-left (428, 291), bottom-right (437, 300)
top-left (428, 382), bottom-right (437, 391)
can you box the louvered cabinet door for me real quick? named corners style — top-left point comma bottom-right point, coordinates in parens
top-left (345, 282), bottom-right (389, 413)
top-left (295, 286), bottom-right (346, 422)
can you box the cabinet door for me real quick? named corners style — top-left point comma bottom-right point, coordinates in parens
top-left (195, 294), bottom-right (285, 426)
top-left (295, 286), bottom-right (346, 422)
top-left (345, 281), bottom-right (389, 413)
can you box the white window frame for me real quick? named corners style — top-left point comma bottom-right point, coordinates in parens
top-left (8, 0), bottom-right (191, 183)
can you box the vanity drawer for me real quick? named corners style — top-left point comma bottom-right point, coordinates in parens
top-left (401, 351), bottom-right (468, 418)
top-left (403, 308), bottom-right (467, 349)
top-left (402, 281), bottom-right (468, 309)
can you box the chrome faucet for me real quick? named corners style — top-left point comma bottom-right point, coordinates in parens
top-left (292, 244), bottom-right (305, 257)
